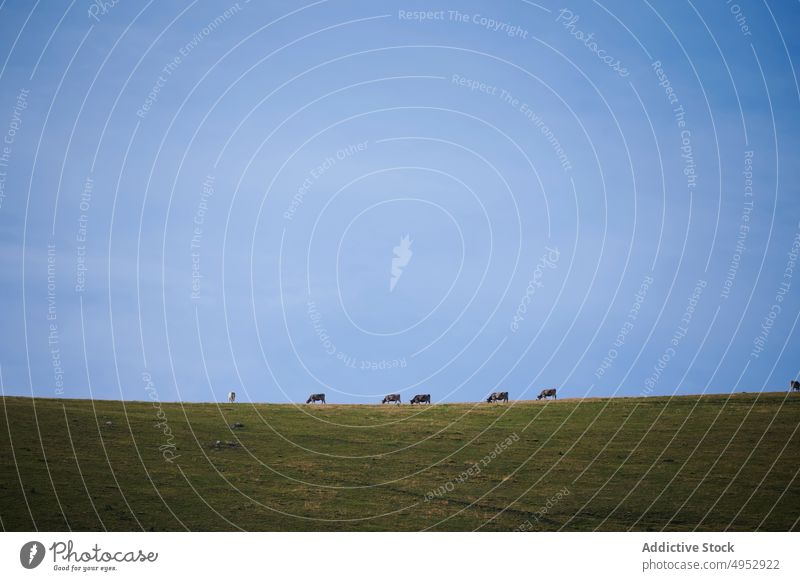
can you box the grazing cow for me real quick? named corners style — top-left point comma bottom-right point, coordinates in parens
top-left (227, 391), bottom-right (236, 403)
top-left (306, 393), bottom-right (326, 404)
top-left (409, 394), bottom-right (431, 405)
top-left (382, 394), bottom-right (401, 404)
top-left (537, 388), bottom-right (557, 400)
top-left (486, 391), bottom-right (509, 403)
top-left (791, 380), bottom-right (800, 392)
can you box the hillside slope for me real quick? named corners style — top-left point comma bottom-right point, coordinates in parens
top-left (1, 393), bottom-right (798, 531)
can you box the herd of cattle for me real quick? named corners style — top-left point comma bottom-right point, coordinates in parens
top-left (303, 390), bottom-right (552, 404)
top-left (226, 389), bottom-right (557, 404)
top-left (225, 381), bottom-right (800, 405)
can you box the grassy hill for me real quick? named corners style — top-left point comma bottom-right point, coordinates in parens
top-left (1, 392), bottom-right (799, 531)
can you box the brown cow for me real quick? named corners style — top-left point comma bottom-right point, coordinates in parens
top-left (537, 388), bottom-right (557, 400)
top-left (486, 391), bottom-right (509, 403)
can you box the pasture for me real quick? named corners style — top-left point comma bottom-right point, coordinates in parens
top-left (1, 392), bottom-right (798, 531)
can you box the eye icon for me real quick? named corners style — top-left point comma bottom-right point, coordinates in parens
top-left (20, 541), bottom-right (46, 569)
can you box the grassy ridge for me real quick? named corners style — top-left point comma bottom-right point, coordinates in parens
top-left (1, 393), bottom-right (799, 531)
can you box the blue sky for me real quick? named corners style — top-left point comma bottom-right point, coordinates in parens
top-left (0, 0), bottom-right (798, 403)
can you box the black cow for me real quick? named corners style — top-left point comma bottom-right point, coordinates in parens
top-left (382, 394), bottom-right (401, 404)
top-left (537, 388), bottom-right (557, 400)
top-left (486, 391), bottom-right (509, 403)
top-left (410, 394), bottom-right (431, 405)
top-left (306, 393), bottom-right (326, 404)
top-left (791, 380), bottom-right (800, 392)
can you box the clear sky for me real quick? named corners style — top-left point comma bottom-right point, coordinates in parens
top-left (0, 0), bottom-right (798, 403)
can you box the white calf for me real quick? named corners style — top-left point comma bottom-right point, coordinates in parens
top-left (227, 391), bottom-right (236, 403)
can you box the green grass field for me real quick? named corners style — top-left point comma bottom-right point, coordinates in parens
top-left (1, 392), bottom-right (798, 531)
